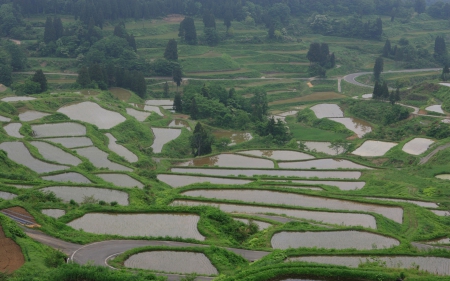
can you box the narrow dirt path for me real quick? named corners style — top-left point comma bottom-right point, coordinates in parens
top-left (419, 143), bottom-right (450, 165)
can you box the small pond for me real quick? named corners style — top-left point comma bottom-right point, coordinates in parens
top-left (18, 111), bottom-right (50, 122)
top-left (3, 123), bottom-right (23, 138)
top-left (239, 150), bottom-right (314, 161)
top-left (352, 140), bottom-right (397, 157)
top-left (42, 172), bottom-right (91, 183)
top-left (151, 128), bottom-right (181, 153)
top-left (105, 133), bottom-right (138, 163)
top-left (300, 141), bottom-right (346, 155)
top-left (402, 138), bottom-right (434, 155)
top-left (426, 105), bottom-right (444, 114)
top-left (75, 147), bottom-right (132, 172)
top-left (310, 104), bottom-right (343, 118)
top-left (44, 137), bottom-right (93, 148)
top-left (42, 209), bottom-right (65, 219)
top-left (32, 123), bottom-right (86, 138)
top-left (278, 159), bottom-right (370, 170)
top-left (212, 131), bottom-right (253, 145)
top-left (177, 154), bottom-right (274, 169)
top-left (328, 117), bottom-right (372, 138)
top-left (30, 141), bottom-right (81, 166)
top-left (126, 108), bottom-right (150, 122)
top-left (41, 186), bottom-right (129, 205)
top-left (157, 174), bottom-right (251, 188)
top-left (68, 213), bottom-right (204, 240)
top-left (96, 173), bottom-right (143, 188)
top-left (168, 120), bottom-right (191, 130)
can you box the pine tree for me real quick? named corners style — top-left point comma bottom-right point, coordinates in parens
top-left (133, 71), bottom-right (146, 98)
top-left (89, 64), bottom-right (104, 83)
top-left (190, 97), bottom-right (199, 120)
top-left (373, 57), bottom-right (384, 82)
top-left (113, 23), bottom-right (127, 38)
top-left (77, 67), bottom-right (91, 87)
top-left (373, 81), bottom-right (381, 99)
top-left (127, 34), bottom-right (137, 52)
top-left (394, 87), bottom-right (401, 103)
top-left (173, 92), bottom-right (182, 112)
top-left (31, 69), bottom-right (47, 92)
top-left (415, 0), bottom-right (426, 14)
top-left (164, 39), bottom-right (178, 61)
top-left (163, 82), bottom-right (170, 98)
top-left (202, 10), bottom-right (216, 29)
top-left (224, 9), bottom-right (232, 31)
top-left (53, 17), bottom-right (64, 40)
top-left (200, 84), bottom-right (210, 99)
top-left (0, 64), bottom-right (12, 87)
top-left (190, 122), bottom-right (213, 156)
top-left (172, 65), bottom-right (182, 90)
top-left (389, 90), bottom-right (396, 105)
top-left (329, 53), bottom-right (336, 68)
top-left (381, 81), bottom-right (390, 100)
top-left (442, 64), bottom-right (450, 81)
top-left (307, 43), bottom-right (321, 65)
top-left (434, 36), bottom-right (447, 63)
top-left (43, 17), bottom-right (56, 43)
top-left (179, 17), bottom-right (197, 45)
top-left (382, 39), bottom-right (391, 57)
top-left (320, 43), bottom-right (330, 67)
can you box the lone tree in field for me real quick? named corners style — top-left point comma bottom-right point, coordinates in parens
top-left (164, 39), bottom-right (178, 61)
top-left (179, 17), bottom-right (197, 45)
top-left (31, 69), bottom-right (47, 92)
top-left (77, 67), bottom-right (91, 87)
top-left (382, 39), bottom-right (392, 57)
top-left (373, 57), bottom-right (384, 82)
top-left (172, 66), bottom-right (182, 91)
top-left (190, 122), bottom-right (213, 156)
top-left (173, 92), bottom-right (182, 113)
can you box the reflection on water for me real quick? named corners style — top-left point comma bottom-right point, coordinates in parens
top-left (240, 150), bottom-right (314, 161)
top-left (328, 117), bottom-right (372, 138)
top-left (177, 154), bottom-right (274, 168)
top-left (213, 131), bottom-right (252, 145)
top-left (310, 104), bottom-right (343, 118)
top-left (169, 120), bottom-right (191, 130)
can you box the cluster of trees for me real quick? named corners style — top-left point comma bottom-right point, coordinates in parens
top-left (43, 17), bottom-right (64, 44)
top-left (0, 39), bottom-right (27, 87)
top-left (434, 36), bottom-right (448, 64)
top-left (77, 64), bottom-right (147, 97)
top-left (13, 69), bottom-right (47, 95)
top-left (306, 42), bottom-right (335, 77)
top-left (373, 81), bottom-right (401, 105)
top-left (382, 38), bottom-right (437, 68)
top-left (178, 17), bottom-right (197, 45)
top-left (190, 122), bottom-right (213, 156)
top-left (347, 99), bottom-right (409, 126)
top-left (309, 15), bottom-right (383, 40)
top-left (427, 1), bottom-right (450, 19)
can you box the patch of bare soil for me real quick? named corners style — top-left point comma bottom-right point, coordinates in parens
top-left (0, 226), bottom-right (25, 273)
top-left (0, 84), bottom-right (7, 92)
top-left (2, 207), bottom-right (37, 225)
top-left (40, 61), bottom-right (47, 67)
top-left (163, 14), bottom-right (184, 23)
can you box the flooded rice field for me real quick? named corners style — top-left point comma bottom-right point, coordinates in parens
top-left (234, 218), bottom-right (271, 230)
top-left (58, 102), bottom-right (126, 130)
top-left (212, 131), bottom-right (253, 145)
top-left (7, 184), bottom-right (34, 189)
top-left (42, 172), bottom-right (91, 183)
top-left (402, 138), bottom-right (434, 155)
top-left (431, 210), bottom-right (450, 216)
top-left (143, 105), bottom-right (163, 116)
top-left (44, 137), bottom-right (93, 148)
top-left (172, 200), bottom-right (377, 228)
top-left (362, 93), bottom-right (373, 99)
top-left (0, 115), bottom-right (11, 122)
top-left (181, 189), bottom-right (403, 223)
top-left (239, 150), bottom-right (314, 161)
top-left (0, 142), bottom-right (68, 173)
top-left (67, 213), bottom-right (204, 240)
top-left (151, 128), bottom-right (181, 153)
top-left (105, 133), bottom-right (138, 163)
top-left (0, 191), bottom-right (16, 200)
top-left (124, 251), bottom-right (217, 274)
top-left (18, 111), bottom-right (50, 122)
top-left (177, 154), bottom-right (274, 168)
top-left (436, 174), bottom-right (450, 180)
top-left (75, 147), bottom-right (132, 172)
top-left (109, 87), bottom-right (131, 101)
top-left (157, 174), bottom-right (251, 188)
top-left (41, 186), bottom-right (129, 205)
top-left (1, 96), bottom-right (36, 102)
top-left (145, 99), bottom-right (173, 106)
top-left (171, 168), bottom-right (361, 180)
top-left (267, 180), bottom-right (365, 190)
top-left (300, 141), bottom-right (346, 155)
top-left (32, 123), bottom-right (86, 138)
top-left (288, 256), bottom-right (450, 276)
top-left (126, 108), bottom-right (150, 122)
top-left (168, 120), bottom-right (191, 130)
top-left (327, 117), bottom-right (372, 138)
top-left (310, 104), bottom-right (343, 118)
top-left (263, 185), bottom-right (323, 191)
top-left (271, 231), bottom-right (399, 250)
top-left (277, 110), bottom-right (298, 117)
top-left (96, 173), bottom-right (144, 188)
top-left (42, 209), bottom-right (65, 219)
top-left (428, 237), bottom-right (450, 244)
top-left (365, 197), bottom-right (438, 208)
top-left (3, 123), bottom-right (23, 138)
top-left (352, 141), bottom-right (397, 157)
top-left (426, 105), bottom-right (444, 114)
top-left (30, 141), bottom-right (81, 166)
top-left (278, 159), bottom-right (370, 170)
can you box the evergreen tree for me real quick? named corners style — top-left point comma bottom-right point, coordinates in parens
top-left (320, 43), bottom-right (330, 66)
top-left (53, 17), bottom-right (64, 39)
top-left (307, 43), bottom-right (322, 65)
top-left (179, 17), bottom-right (197, 45)
top-left (389, 90), bottom-right (396, 105)
top-left (394, 87), bottom-right (401, 103)
top-left (200, 84), bottom-right (210, 99)
top-left (31, 69), bottom-right (47, 92)
top-left (173, 92), bottom-right (182, 112)
top-left (329, 53), bottom-right (336, 68)
top-left (43, 17), bottom-right (56, 43)
top-left (204, 27), bottom-right (219, 46)
top-left (373, 81), bottom-right (381, 99)
top-left (89, 64), bottom-right (104, 84)
top-left (164, 39), bottom-right (178, 61)
top-left (0, 64), bottom-right (12, 87)
top-left (268, 23), bottom-right (275, 39)
top-left (77, 67), bottom-right (91, 87)
top-left (127, 35), bottom-right (137, 52)
top-left (434, 36), bottom-right (447, 63)
top-left (114, 23), bottom-right (127, 38)
top-left (224, 9), bottom-right (232, 31)
top-left (381, 81), bottom-right (390, 100)
top-left (133, 71), bottom-right (146, 98)
top-left (163, 82), bottom-right (170, 98)
top-left (172, 65), bottom-right (182, 90)
top-left (373, 57), bottom-right (384, 81)
top-left (442, 64), bottom-right (450, 81)
top-left (382, 39), bottom-right (391, 57)
top-left (190, 122), bottom-right (213, 156)
top-left (415, 0), bottom-right (426, 14)
top-left (190, 97), bottom-right (199, 120)
top-left (202, 10), bottom-right (216, 29)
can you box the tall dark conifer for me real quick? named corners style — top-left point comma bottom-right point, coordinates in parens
top-left (31, 69), bottom-right (47, 92)
top-left (164, 39), bottom-right (178, 61)
top-left (381, 81), bottom-right (390, 100)
top-left (77, 67), bottom-right (91, 87)
top-left (373, 81), bottom-right (381, 99)
top-left (383, 39), bottom-right (391, 57)
top-left (53, 17), bottom-right (64, 39)
top-left (44, 17), bottom-right (56, 43)
top-left (373, 57), bottom-right (384, 81)
top-left (179, 17), bottom-right (197, 45)
top-left (172, 65), bottom-right (182, 90)
top-left (173, 92), bottom-right (182, 112)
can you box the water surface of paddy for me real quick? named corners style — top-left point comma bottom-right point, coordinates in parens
top-left (41, 186), bottom-right (129, 205)
top-left (288, 180), bottom-right (365, 190)
top-left (42, 209), bottom-right (65, 219)
top-left (278, 159), bottom-right (370, 170)
top-left (144, 105), bottom-right (163, 116)
top-left (239, 150), bottom-right (314, 161)
top-left (151, 128), bottom-right (181, 153)
top-left (301, 141), bottom-right (346, 155)
top-left (288, 256), bottom-right (450, 275)
top-left (402, 138), bottom-right (434, 155)
top-left (310, 104), bottom-right (343, 118)
top-left (58, 102), bottom-right (126, 129)
top-left (42, 172), bottom-right (91, 183)
top-left (124, 251), bottom-right (217, 274)
top-left (44, 137), bottom-right (93, 148)
top-left (1, 96), bottom-right (36, 102)
top-left (352, 140), bottom-right (397, 157)
top-left (18, 111), bottom-right (50, 121)
top-left (32, 123), bottom-right (86, 138)
top-left (157, 174), bottom-right (251, 188)
top-left (145, 99), bottom-right (173, 106)
top-left (172, 200), bottom-right (377, 228)
top-left (0, 142), bottom-right (68, 173)
top-left (436, 174), bottom-right (450, 180)
top-left (75, 147), bottom-right (132, 172)
top-left (181, 189), bottom-right (403, 223)
top-left (171, 168), bottom-right (361, 179)
top-left (3, 123), bottom-right (23, 138)
top-left (0, 115), bottom-right (11, 122)
top-left (426, 105), bottom-right (444, 114)
top-left (96, 173), bottom-right (144, 188)
top-left (432, 210), bottom-right (450, 216)
top-left (328, 117), bottom-right (372, 138)
top-left (365, 197), bottom-right (438, 208)
top-left (68, 213), bottom-right (204, 240)
top-left (0, 191), bottom-right (16, 200)
top-left (126, 108), bottom-right (150, 122)
top-left (168, 120), bottom-right (191, 130)
top-left (30, 141), bottom-right (81, 165)
top-left (212, 131), bottom-right (253, 145)
top-left (177, 154), bottom-right (274, 168)
top-left (271, 231), bottom-right (399, 250)
top-left (105, 133), bottom-right (138, 163)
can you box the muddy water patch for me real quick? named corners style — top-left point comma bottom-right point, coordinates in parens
top-left (212, 131), bottom-right (252, 145)
top-left (19, 111), bottom-right (50, 122)
top-left (300, 141), bottom-right (347, 155)
top-left (151, 128), bottom-right (181, 153)
top-left (310, 104), bottom-right (343, 118)
top-left (75, 147), bottom-right (132, 171)
top-left (352, 141), bottom-right (397, 157)
top-left (171, 168), bottom-right (361, 180)
top-left (42, 172), bottom-right (91, 183)
top-left (0, 191), bottom-right (16, 200)
top-left (288, 256), bottom-right (450, 276)
top-left (169, 120), bottom-right (191, 130)
top-left (157, 174), bottom-right (251, 188)
top-left (328, 117), bottom-right (372, 138)
top-left (172, 200), bottom-right (376, 228)
top-left (1, 96), bottom-right (35, 102)
top-left (402, 138), bottom-right (434, 155)
top-left (105, 133), bottom-right (138, 163)
top-left (177, 154), bottom-right (274, 168)
top-left (126, 108), bottom-right (150, 122)
top-left (58, 102), bottom-right (126, 129)
top-left (124, 251), bottom-right (217, 274)
top-left (181, 189), bottom-right (402, 223)
top-left (0, 142), bottom-right (68, 173)
top-left (272, 231), bottom-right (399, 250)
top-left (239, 150), bottom-right (314, 161)
top-left (109, 87), bottom-right (131, 101)
top-left (279, 159), bottom-right (371, 170)
top-left (32, 123), bottom-right (86, 138)
top-left (41, 186), bottom-right (128, 205)
top-left (44, 137), bottom-right (93, 148)
top-left (30, 141), bottom-right (81, 165)
top-left (68, 213), bottom-right (204, 240)
top-left (3, 123), bottom-right (23, 138)
top-left (96, 173), bottom-right (143, 188)
top-left (365, 197), bottom-right (438, 208)
top-left (42, 209), bottom-right (65, 219)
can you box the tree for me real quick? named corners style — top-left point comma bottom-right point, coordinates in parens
top-left (204, 28), bottom-right (219, 46)
top-left (14, 80), bottom-right (40, 95)
top-left (53, 17), bottom-right (64, 39)
top-left (0, 64), bottom-right (12, 86)
top-left (172, 65), bottom-right (182, 90)
top-left (373, 81), bottom-right (381, 99)
top-left (373, 57), bottom-right (384, 81)
top-left (442, 64), bottom-right (450, 81)
top-left (381, 81), bottom-right (389, 100)
top-left (190, 97), bottom-right (199, 120)
top-left (434, 36), bottom-right (447, 63)
top-left (202, 10), bottom-right (216, 29)
top-left (179, 17), bottom-right (197, 45)
top-left (190, 122), bottom-right (213, 156)
top-left (43, 17), bottom-right (56, 43)
top-left (77, 67), bottom-right (91, 87)
top-left (329, 53), bottom-right (336, 68)
top-left (200, 84), bottom-right (210, 99)
top-left (133, 71), bottom-right (146, 98)
top-left (126, 34), bottom-right (137, 52)
top-left (173, 92), bottom-right (182, 112)
top-left (31, 69), bottom-right (47, 92)
top-left (251, 89), bottom-right (268, 121)
top-left (224, 9), bottom-right (232, 31)
top-left (383, 39), bottom-right (392, 57)
top-left (163, 82), bottom-right (169, 98)
top-left (164, 39), bottom-right (178, 61)
top-left (414, 0), bottom-right (426, 14)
